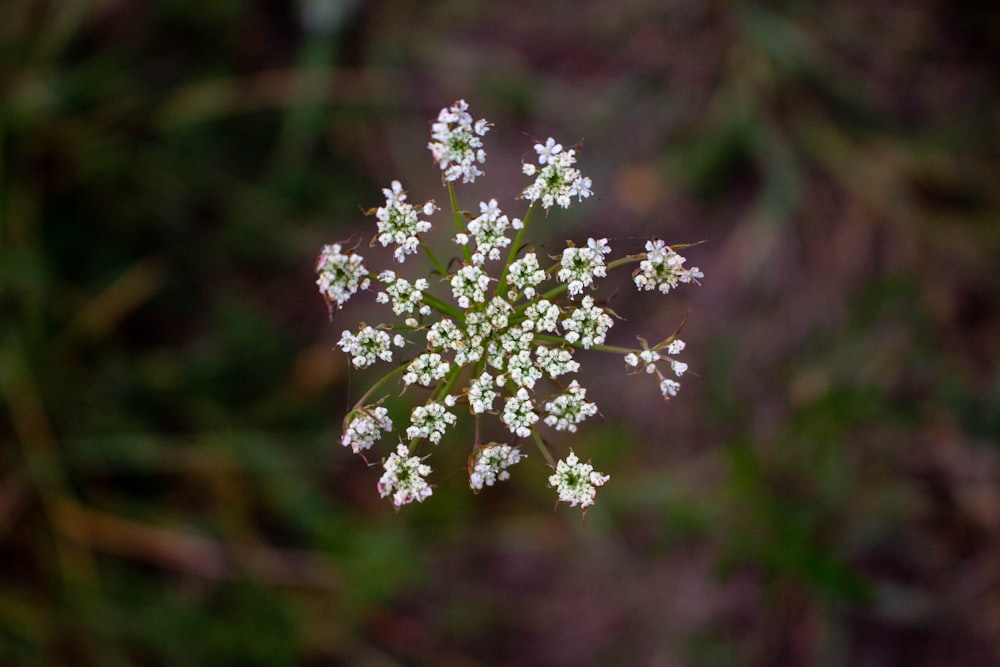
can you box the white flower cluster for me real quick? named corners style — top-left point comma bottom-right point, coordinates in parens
top-left (558, 238), bottom-right (610, 297)
top-left (469, 444), bottom-right (524, 492)
top-left (341, 405), bottom-right (393, 454)
top-left (376, 270), bottom-right (431, 324)
top-left (315, 100), bottom-right (704, 512)
top-left (624, 338), bottom-right (689, 399)
top-left (406, 396), bottom-right (458, 444)
top-left (548, 450), bottom-right (610, 510)
top-left (378, 444), bottom-right (433, 509)
top-left (456, 199), bottom-right (521, 264)
top-left (316, 243), bottom-right (369, 309)
top-left (633, 239), bottom-right (704, 294)
top-left (428, 99), bottom-right (491, 184)
top-left (375, 180), bottom-right (437, 262)
top-left (338, 325), bottom-right (404, 368)
top-left (521, 138), bottom-right (593, 209)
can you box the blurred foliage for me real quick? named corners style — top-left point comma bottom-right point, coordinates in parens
top-left (2, 0), bottom-right (999, 665)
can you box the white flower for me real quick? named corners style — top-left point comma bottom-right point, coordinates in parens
top-left (315, 243), bottom-right (370, 309)
top-left (406, 400), bottom-right (457, 444)
top-left (633, 239), bottom-right (704, 294)
top-left (522, 299), bottom-right (561, 333)
top-left (548, 450), bottom-right (609, 509)
top-left (428, 99), bottom-right (491, 183)
top-left (468, 371), bottom-right (497, 414)
top-left (671, 360), bottom-right (688, 376)
top-left (561, 296), bottom-right (614, 349)
top-left (624, 353), bottom-right (639, 367)
top-left (376, 272), bottom-right (431, 316)
top-left (521, 137), bottom-right (593, 209)
top-left (667, 338), bottom-right (686, 355)
top-left (535, 345), bottom-right (579, 378)
top-left (507, 349), bottom-right (542, 388)
top-left (341, 406), bottom-right (393, 454)
top-left (660, 378), bottom-right (680, 398)
top-left (374, 180), bottom-right (436, 262)
top-left (338, 325), bottom-right (402, 368)
top-left (466, 199), bottom-right (513, 263)
top-left (450, 264), bottom-right (490, 308)
top-left (427, 318), bottom-right (463, 351)
top-left (543, 381), bottom-right (598, 433)
top-left (506, 252), bottom-right (547, 300)
top-left (501, 387), bottom-right (538, 438)
top-left (378, 444), bottom-right (433, 508)
top-left (557, 238), bottom-right (610, 297)
top-left (402, 352), bottom-right (450, 387)
top-left (469, 444), bottom-right (523, 492)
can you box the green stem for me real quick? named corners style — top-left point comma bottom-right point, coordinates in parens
top-left (353, 362), bottom-right (408, 409)
top-left (421, 242), bottom-right (448, 277)
top-left (421, 291), bottom-right (463, 321)
top-left (533, 333), bottom-right (634, 356)
top-left (530, 428), bottom-right (555, 467)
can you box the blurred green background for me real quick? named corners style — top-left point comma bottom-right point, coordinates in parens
top-left (2, 0), bottom-right (998, 665)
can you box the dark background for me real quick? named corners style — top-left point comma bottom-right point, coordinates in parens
top-left (2, 1), bottom-right (998, 665)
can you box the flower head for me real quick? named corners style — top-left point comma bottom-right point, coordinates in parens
top-left (506, 252), bottom-right (547, 300)
top-left (543, 380), bottom-right (597, 433)
top-left (406, 398), bottom-right (458, 444)
top-left (557, 238), bottom-right (610, 297)
top-left (548, 451), bottom-right (609, 510)
top-left (378, 444), bottom-right (433, 509)
top-left (316, 243), bottom-right (370, 309)
top-left (376, 271), bottom-right (431, 317)
top-left (338, 325), bottom-right (404, 368)
top-left (341, 405), bottom-right (393, 454)
top-left (501, 387), bottom-right (539, 438)
top-left (633, 239), bottom-right (704, 294)
top-left (428, 99), bottom-right (491, 183)
top-left (469, 444), bottom-right (524, 492)
top-left (450, 264), bottom-right (491, 308)
top-left (466, 199), bottom-right (515, 263)
top-left (374, 180), bottom-right (436, 262)
top-left (521, 138), bottom-right (593, 209)
top-left (561, 295), bottom-right (614, 349)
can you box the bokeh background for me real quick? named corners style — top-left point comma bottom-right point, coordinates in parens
top-left (2, 1), bottom-right (999, 665)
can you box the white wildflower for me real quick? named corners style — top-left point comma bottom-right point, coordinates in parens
top-left (633, 239), bottom-right (704, 294)
top-left (316, 243), bottom-right (370, 309)
top-left (507, 349), bottom-right (542, 388)
top-left (378, 444), bottom-right (433, 509)
top-left (428, 99), bottom-right (491, 184)
top-left (557, 238), bottom-right (610, 297)
top-left (660, 378), bottom-right (680, 398)
top-left (543, 380), bottom-right (598, 433)
top-left (338, 325), bottom-right (401, 368)
top-left (522, 299), bottom-right (561, 333)
top-left (501, 387), bottom-right (539, 438)
top-left (406, 400), bottom-right (457, 444)
top-left (548, 450), bottom-right (609, 510)
top-left (468, 371), bottom-right (497, 414)
top-left (506, 252), bottom-right (547, 300)
top-left (469, 444), bottom-right (523, 492)
top-left (535, 345), bottom-right (580, 378)
top-left (450, 264), bottom-right (490, 308)
top-left (561, 296), bottom-right (614, 349)
top-left (374, 180), bottom-right (435, 262)
top-left (341, 406), bottom-right (393, 454)
top-left (467, 199), bottom-right (514, 263)
top-left (376, 271), bottom-right (431, 316)
top-left (402, 352), bottom-right (450, 387)
top-left (521, 137), bottom-right (593, 209)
